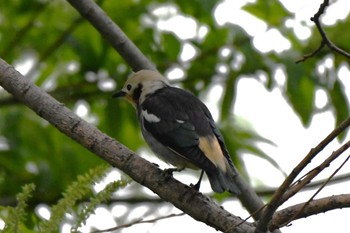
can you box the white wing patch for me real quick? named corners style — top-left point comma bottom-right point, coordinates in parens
top-left (142, 109), bottom-right (161, 123)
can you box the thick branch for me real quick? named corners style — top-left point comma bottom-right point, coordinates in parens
top-left (0, 59), bottom-right (254, 233)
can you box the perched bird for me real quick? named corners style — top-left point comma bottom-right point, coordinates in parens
top-left (113, 70), bottom-right (239, 194)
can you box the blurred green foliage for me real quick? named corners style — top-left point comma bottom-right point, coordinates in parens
top-left (0, 0), bottom-right (349, 231)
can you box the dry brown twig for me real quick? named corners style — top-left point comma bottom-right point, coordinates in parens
top-left (274, 153), bottom-right (350, 229)
top-left (296, 0), bottom-right (350, 63)
top-left (255, 115), bottom-right (350, 233)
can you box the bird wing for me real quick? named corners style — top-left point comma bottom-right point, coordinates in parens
top-left (140, 87), bottom-right (227, 172)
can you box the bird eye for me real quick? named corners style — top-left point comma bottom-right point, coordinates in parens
top-left (126, 84), bottom-right (132, 91)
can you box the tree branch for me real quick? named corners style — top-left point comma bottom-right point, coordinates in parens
top-left (295, 41), bottom-right (325, 63)
top-left (270, 194), bottom-right (350, 231)
top-left (0, 58), bottom-right (254, 233)
top-left (310, 0), bottom-right (350, 59)
top-left (276, 153), bottom-right (350, 229)
top-left (66, 0), bottom-right (156, 72)
top-left (255, 116), bottom-right (350, 232)
top-left (281, 141), bottom-right (350, 203)
top-left (256, 171), bottom-right (350, 197)
top-left (297, 0), bottom-right (350, 63)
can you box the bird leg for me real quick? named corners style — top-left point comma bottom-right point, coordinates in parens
top-left (191, 170), bottom-right (204, 191)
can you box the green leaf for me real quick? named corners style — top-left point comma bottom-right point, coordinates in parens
top-left (243, 0), bottom-right (290, 26)
top-left (285, 61), bottom-right (315, 125)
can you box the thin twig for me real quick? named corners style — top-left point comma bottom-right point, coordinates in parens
top-left (281, 140), bottom-right (350, 203)
top-left (255, 116), bottom-right (350, 233)
top-left (297, 0), bottom-right (350, 63)
top-left (276, 153), bottom-right (350, 229)
top-left (91, 212), bottom-right (185, 233)
top-left (295, 41), bottom-right (325, 63)
top-left (255, 171), bottom-right (350, 196)
top-left (311, 0), bottom-right (350, 59)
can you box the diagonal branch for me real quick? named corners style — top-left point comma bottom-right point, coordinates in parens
top-left (66, 0), bottom-right (155, 72)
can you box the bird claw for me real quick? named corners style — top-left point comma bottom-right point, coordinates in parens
top-left (162, 167), bottom-right (184, 178)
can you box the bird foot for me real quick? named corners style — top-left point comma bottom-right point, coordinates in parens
top-left (162, 167), bottom-right (184, 178)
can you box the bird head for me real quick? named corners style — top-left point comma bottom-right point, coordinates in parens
top-left (113, 70), bottom-right (169, 108)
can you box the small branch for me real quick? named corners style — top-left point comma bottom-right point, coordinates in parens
top-left (295, 41), bottom-right (325, 63)
top-left (297, 0), bottom-right (350, 63)
top-left (277, 153), bottom-right (350, 228)
top-left (270, 194), bottom-right (350, 231)
top-left (91, 212), bottom-right (185, 233)
top-left (255, 116), bottom-right (350, 232)
top-left (281, 140), bottom-right (350, 203)
top-left (311, 0), bottom-right (350, 59)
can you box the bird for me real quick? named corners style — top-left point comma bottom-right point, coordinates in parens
top-left (113, 70), bottom-right (240, 194)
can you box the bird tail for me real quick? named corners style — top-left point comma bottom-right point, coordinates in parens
top-left (206, 164), bottom-right (240, 194)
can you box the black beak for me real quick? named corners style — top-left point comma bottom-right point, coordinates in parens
top-left (112, 90), bottom-right (126, 98)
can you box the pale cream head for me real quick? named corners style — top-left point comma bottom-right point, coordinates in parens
top-left (114, 70), bottom-right (169, 107)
